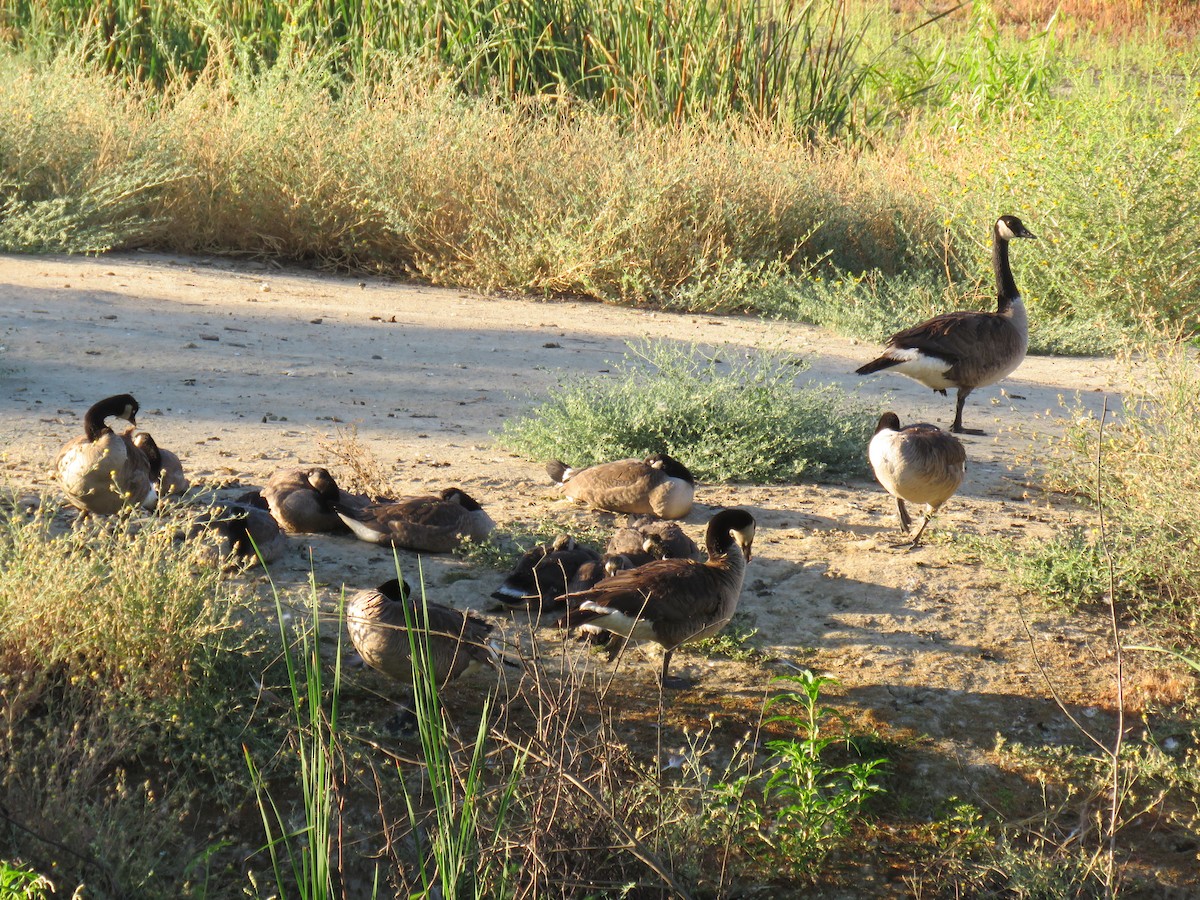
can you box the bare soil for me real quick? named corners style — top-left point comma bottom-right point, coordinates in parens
top-left (1, 251), bottom-right (1194, 895)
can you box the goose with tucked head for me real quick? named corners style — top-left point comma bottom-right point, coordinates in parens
top-left (335, 487), bottom-right (495, 552)
top-left (868, 412), bottom-right (966, 547)
top-left (346, 578), bottom-right (504, 730)
top-left (130, 430), bottom-right (190, 498)
top-left (56, 394), bottom-right (157, 515)
top-left (261, 466), bottom-right (358, 534)
top-left (605, 515), bottom-right (702, 567)
top-left (856, 215), bottom-right (1036, 434)
top-left (546, 452), bottom-right (695, 519)
top-left (489, 534), bottom-right (601, 613)
top-left (196, 501), bottom-right (288, 565)
top-left (561, 508), bottom-right (755, 688)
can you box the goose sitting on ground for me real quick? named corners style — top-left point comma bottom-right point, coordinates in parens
top-left (546, 453), bottom-right (695, 519)
top-left (489, 534), bottom-right (601, 612)
top-left (346, 578), bottom-right (504, 729)
top-left (261, 466), bottom-right (361, 534)
top-left (560, 508), bottom-right (755, 688)
top-left (855, 214), bottom-right (1037, 434)
top-left (56, 394), bottom-right (157, 515)
top-left (605, 515), bottom-right (702, 567)
top-left (335, 488), bottom-right (495, 552)
top-left (195, 501), bottom-right (288, 565)
top-left (130, 430), bottom-right (190, 498)
top-left (565, 553), bottom-right (633, 596)
top-left (868, 412), bottom-right (966, 547)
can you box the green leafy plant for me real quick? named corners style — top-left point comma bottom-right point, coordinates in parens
top-left (500, 340), bottom-right (875, 483)
top-left (701, 671), bottom-right (886, 877)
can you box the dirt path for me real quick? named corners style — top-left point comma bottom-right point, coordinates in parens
top-left (3, 250), bottom-right (1168, 886)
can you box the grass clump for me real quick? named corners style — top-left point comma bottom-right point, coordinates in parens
top-left (0, 501), bottom-right (262, 897)
top-left (1030, 340), bottom-right (1200, 631)
top-left (500, 340), bottom-right (876, 484)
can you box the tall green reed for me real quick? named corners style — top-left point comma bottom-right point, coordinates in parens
top-left (1, 0), bottom-right (872, 136)
top-left (245, 576), bottom-right (343, 900)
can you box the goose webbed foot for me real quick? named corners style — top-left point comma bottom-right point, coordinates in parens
top-left (951, 424), bottom-right (985, 436)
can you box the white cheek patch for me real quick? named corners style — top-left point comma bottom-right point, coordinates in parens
top-left (886, 348), bottom-right (956, 389)
top-left (997, 219), bottom-right (1016, 240)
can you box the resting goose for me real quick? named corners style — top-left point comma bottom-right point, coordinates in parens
top-left (868, 412), bottom-right (966, 547)
top-left (56, 394), bottom-right (157, 515)
top-left (261, 466), bottom-right (359, 534)
top-left (489, 534), bottom-right (601, 612)
top-left (347, 579), bottom-right (503, 731)
top-left (605, 515), bottom-right (702, 567)
top-left (130, 431), bottom-right (190, 497)
top-left (561, 508), bottom-right (755, 688)
top-left (546, 453), bottom-right (695, 519)
top-left (565, 553), bottom-right (633, 596)
top-left (197, 501), bottom-right (288, 565)
top-left (335, 488), bottom-right (495, 552)
top-left (856, 214), bottom-right (1037, 434)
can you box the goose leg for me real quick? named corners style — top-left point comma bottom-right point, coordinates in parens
top-left (909, 513), bottom-right (933, 547)
top-left (659, 648), bottom-right (694, 690)
top-left (896, 497), bottom-right (912, 533)
top-left (951, 387), bottom-right (983, 435)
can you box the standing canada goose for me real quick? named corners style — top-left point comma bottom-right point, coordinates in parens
top-left (868, 412), bottom-right (966, 547)
top-left (56, 394), bottom-right (158, 515)
top-left (855, 215), bottom-right (1037, 434)
top-left (334, 488), bottom-right (495, 552)
top-left (347, 579), bottom-right (501, 685)
top-left (130, 431), bottom-right (190, 497)
top-left (261, 466), bottom-right (360, 534)
top-left (489, 534), bottom-right (601, 612)
top-left (546, 453), bottom-right (695, 519)
top-left (561, 508), bottom-right (755, 688)
top-left (605, 515), bottom-right (702, 567)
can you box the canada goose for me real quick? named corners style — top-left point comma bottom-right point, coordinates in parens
top-left (196, 501), bottom-right (288, 565)
top-left (565, 553), bottom-right (634, 596)
top-left (56, 394), bottom-right (157, 515)
top-left (605, 515), bottom-right (702, 567)
top-left (546, 453), bottom-right (695, 519)
top-left (335, 488), bottom-right (495, 552)
top-left (855, 215), bottom-right (1037, 434)
top-left (347, 579), bottom-right (502, 733)
top-left (130, 430), bottom-right (190, 497)
top-left (561, 508), bottom-right (755, 688)
top-left (868, 412), bottom-right (966, 547)
top-left (261, 466), bottom-right (360, 534)
top-left (489, 534), bottom-right (601, 612)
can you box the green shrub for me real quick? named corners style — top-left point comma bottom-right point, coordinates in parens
top-left (499, 340), bottom-right (876, 484)
top-left (1032, 340), bottom-right (1200, 630)
top-left (0, 501), bottom-right (262, 896)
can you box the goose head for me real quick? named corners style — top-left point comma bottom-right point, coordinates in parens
top-left (706, 508), bottom-right (756, 563)
top-left (83, 394), bottom-right (139, 441)
top-left (440, 487), bottom-right (483, 510)
top-left (304, 468), bottom-right (341, 506)
top-left (130, 431), bottom-right (164, 476)
top-left (376, 578), bottom-right (412, 602)
top-left (874, 411), bottom-right (902, 435)
top-left (645, 452), bottom-right (695, 485)
top-left (996, 215), bottom-right (1036, 242)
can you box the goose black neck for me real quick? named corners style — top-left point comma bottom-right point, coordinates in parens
top-left (993, 230), bottom-right (1019, 311)
top-left (83, 396), bottom-right (134, 441)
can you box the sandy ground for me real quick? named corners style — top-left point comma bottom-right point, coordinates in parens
top-left (2, 250), bottom-right (1190, 889)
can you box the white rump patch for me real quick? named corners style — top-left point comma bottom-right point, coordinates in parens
top-left (886, 348), bottom-right (955, 390)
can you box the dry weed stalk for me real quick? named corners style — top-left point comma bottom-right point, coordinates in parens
top-left (1016, 399), bottom-right (1128, 897)
top-left (316, 425), bottom-right (394, 500)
